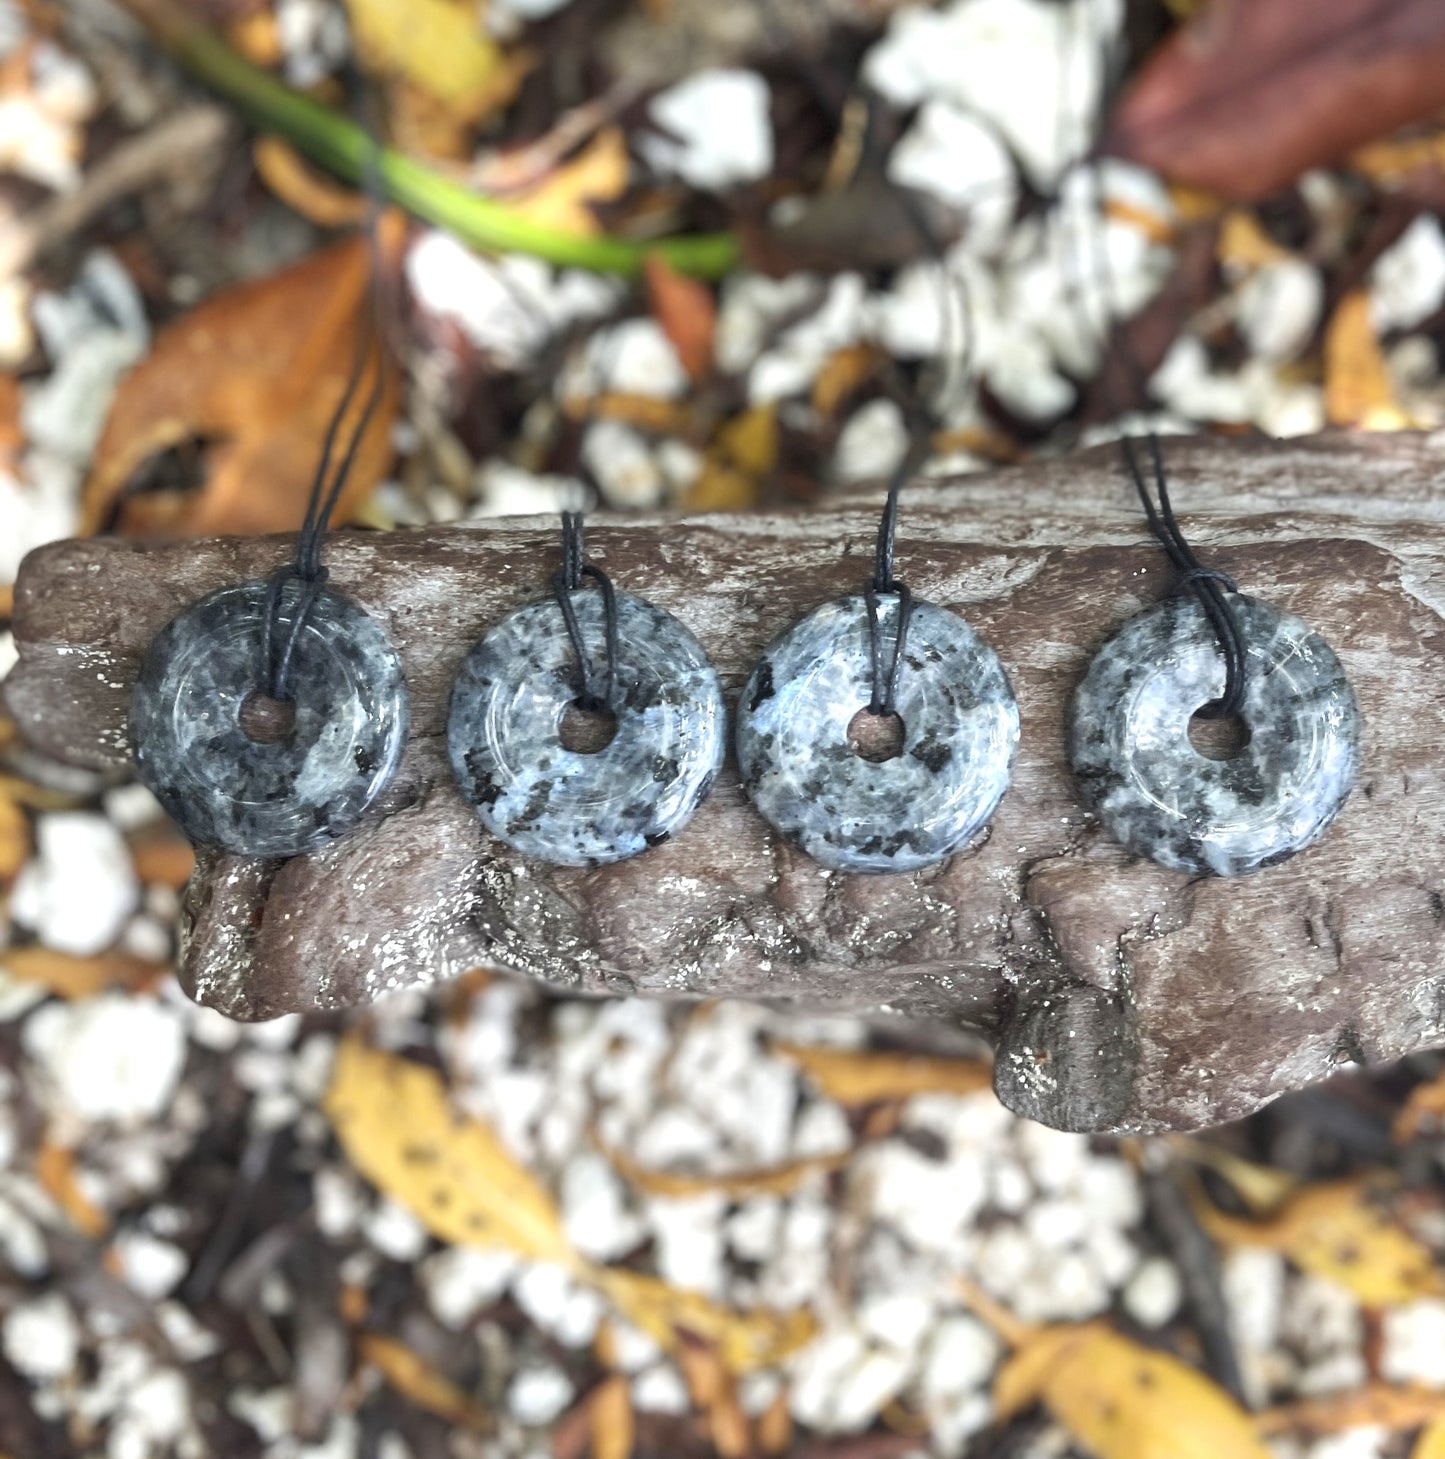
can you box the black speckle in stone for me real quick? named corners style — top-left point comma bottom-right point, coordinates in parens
top-left (735, 593), bottom-right (1019, 874)
top-left (128, 578), bottom-right (408, 859)
top-left (447, 588), bottom-right (725, 866)
top-left (1069, 594), bottom-right (1359, 876)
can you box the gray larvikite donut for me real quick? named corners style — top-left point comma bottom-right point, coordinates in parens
top-left (129, 579), bottom-right (409, 859)
top-left (1070, 595), bottom-right (1360, 876)
top-left (448, 589), bottom-right (725, 866)
top-left (736, 594), bottom-right (1019, 874)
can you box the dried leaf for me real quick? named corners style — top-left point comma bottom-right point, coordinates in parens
top-left (342, 0), bottom-right (530, 156)
top-left (37, 1142), bottom-right (108, 1238)
top-left (684, 406), bottom-right (778, 512)
top-left (126, 823), bottom-right (195, 890)
top-left (1257, 1383), bottom-right (1445, 1438)
top-left (996, 1321), bottom-right (1272, 1459)
top-left (644, 253), bottom-right (716, 385)
top-left (0, 787), bottom-right (27, 887)
top-left (1, 948), bottom-right (164, 1000)
top-left (757, 1386), bottom-right (794, 1455)
top-left (560, 393), bottom-right (698, 437)
top-left (777, 1042), bottom-right (992, 1106)
top-left (1106, 0), bottom-right (1445, 200)
top-left (1416, 1418), bottom-right (1445, 1459)
top-left (324, 1035), bottom-right (578, 1266)
top-left (358, 1333), bottom-right (492, 1430)
top-left (812, 344), bottom-right (881, 419)
top-left (600, 1136), bottom-right (849, 1200)
top-left (83, 222), bottom-right (402, 538)
top-left (1396, 1068), bottom-right (1445, 1142)
top-left (592, 1267), bottom-right (815, 1376)
top-left (508, 128), bottom-right (630, 240)
top-left (1196, 1174), bottom-right (1441, 1307)
top-left (1352, 129), bottom-right (1445, 185)
top-left (1217, 210), bottom-right (1293, 271)
top-left (677, 1339), bottom-right (750, 1459)
top-left (1325, 289), bottom-right (1411, 430)
top-left (589, 1374), bottom-right (634, 1459)
top-left (1168, 1140), bottom-right (1299, 1214)
top-left (253, 137), bottom-right (368, 229)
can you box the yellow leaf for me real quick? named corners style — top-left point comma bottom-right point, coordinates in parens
top-left (589, 1374), bottom-right (634, 1459)
top-left (0, 788), bottom-right (27, 887)
top-left (684, 405), bottom-right (778, 512)
top-left (1351, 130), bottom-right (1445, 185)
top-left (1103, 196), bottom-right (1176, 248)
top-left (1217, 209), bottom-right (1292, 270)
top-left (2, 948), bottom-right (164, 1000)
top-left (1257, 1383), bottom-right (1445, 1438)
top-left (323, 1035), bottom-right (577, 1267)
top-left (1325, 289), bottom-right (1411, 431)
top-left (37, 1142), bottom-right (108, 1239)
top-left (993, 1324), bottom-right (1086, 1420)
top-left (1168, 1140), bottom-right (1299, 1215)
top-left (1415, 1417), bottom-right (1445, 1459)
top-left (599, 1136), bottom-right (850, 1200)
top-left (1196, 1175), bottom-right (1441, 1308)
top-left (358, 1333), bottom-right (492, 1429)
top-left (509, 128), bottom-right (630, 240)
top-left (811, 344), bottom-right (881, 419)
top-left (342, 0), bottom-right (526, 127)
top-left (777, 1042), bottom-right (992, 1106)
top-left (592, 1267), bottom-right (815, 1376)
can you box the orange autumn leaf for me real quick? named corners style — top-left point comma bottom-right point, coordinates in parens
top-left (358, 1333), bottom-right (492, 1429)
top-left (125, 823), bottom-right (195, 890)
top-left (82, 219), bottom-right (403, 538)
top-left (1324, 288), bottom-right (1411, 431)
top-left (253, 137), bottom-right (368, 229)
top-left (776, 1042), bottom-right (992, 1106)
top-left (645, 253), bottom-right (717, 384)
top-left (812, 343), bottom-right (881, 419)
top-left (0, 788), bottom-right (27, 888)
top-left (2, 948), bottom-right (165, 1000)
top-left (588, 1374), bottom-right (635, 1459)
top-left (37, 1142), bottom-right (108, 1239)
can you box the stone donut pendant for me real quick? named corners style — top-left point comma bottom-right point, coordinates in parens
top-left (129, 577), bottom-right (410, 859)
top-left (735, 593), bottom-right (1019, 874)
top-left (1069, 594), bottom-right (1360, 876)
top-left (447, 589), bottom-right (726, 866)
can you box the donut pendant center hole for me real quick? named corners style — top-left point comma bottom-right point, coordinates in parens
top-left (1187, 706), bottom-right (1251, 762)
top-left (239, 690), bottom-right (297, 745)
top-left (847, 708), bottom-right (906, 763)
top-left (559, 698), bottom-right (618, 755)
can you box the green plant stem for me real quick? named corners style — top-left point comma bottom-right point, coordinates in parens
top-left (119, 0), bottom-right (740, 279)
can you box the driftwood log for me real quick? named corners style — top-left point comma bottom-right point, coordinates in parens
top-left (9, 432), bottom-right (1445, 1135)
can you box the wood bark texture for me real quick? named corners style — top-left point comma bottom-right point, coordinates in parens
top-left (9, 433), bottom-right (1445, 1135)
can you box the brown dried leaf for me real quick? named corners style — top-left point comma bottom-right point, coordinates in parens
top-left (37, 1142), bottom-right (108, 1238)
top-left (600, 1136), bottom-right (849, 1200)
top-left (2, 948), bottom-right (164, 1000)
top-left (1395, 1067), bottom-right (1445, 1142)
top-left (126, 823), bottom-right (195, 890)
top-left (677, 1339), bottom-right (749, 1459)
top-left (588, 1375), bottom-right (634, 1459)
top-left (1325, 289), bottom-right (1411, 430)
top-left (253, 137), bottom-right (368, 229)
top-left (683, 405), bottom-right (778, 512)
top-left (777, 1042), bottom-right (992, 1106)
top-left (812, 344), bottom-right (881, 419)
top-left (1106, 0), bottom-right (1445, 200)
top-left (644, 253), bottom-right (716, 385)
top-left (757, 1386), bottom-right (793, 1456)
top-left (1257, 1384), bottom-right (1445, 1438)
top-left (82, 221), bottom-right (402, 538)
top-left (0, 787), bottom-right (27, 888)
top-left (358, 1333), bottom-right (492, 1430)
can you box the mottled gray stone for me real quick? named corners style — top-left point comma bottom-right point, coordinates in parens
top-left (129, 579), bottom-right (409, 859)
top-left (1070, 594), bottom-right (1360, 876)
top-left (735, 593), bottom-right (1019, 873)
top-left (448, 588), bottom-right (725, 866)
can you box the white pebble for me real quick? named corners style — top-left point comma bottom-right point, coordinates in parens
top-left (23, 993), bottom-right (184, 1123)
top-left (1122, 1256), bottom-right (1182, 1329)
top-left (580, 419), bottom-right (666, 509)
top-left (512, 1262), bottom-right (604, 1348)
top-left (727, 1196), bottom-right (782, 1263)
top-left (507, 1366), bottom-right (575, 1427)
top-left (789, 1326), bottom-right (867, 1429)
top-left (835, 399), bottom-right (910, 484)
top-left (642, 69), bottom-right (773, 191)
top-left (124, 1367), bottom-right (190, 1442)
top-left (1371, 214), bottom-right (1445, 334)
top-left (633, 1105), bottom-right (719, 1168)
top-left (10, 812), bottom-right (138, 956)
top-left (857, 1292), bottom-right (934, 1354)
top-left (582, 318), bottom-right (689, 399)
top-left (102, 783), bottom-right (164, 831)
top-left (111, 1231), bottom-right (189, 1300)
top-left (919, 1314), bottom-right (998, 1405)
top-left (632, 1362), bottom-right (690, 1414)
top-left (648, 1194), bottom-right (727, 1298)
top-left (3, 1294), bottom-right (79, 1381)
top-left (750, 273), bottom-right (867, 404)
top-left (1237, 259), bottom-right (1323, 362)
top-left (472, 462), bottom-right (585, 520)
top-left (561, 1151), bottom-right (643, 1263)
top-left (313, 1167), bottom-right (364, 1239)
top-left (1381, 1298), bottom-right (1445, 1388)
top-left (1305, 1429), bottom-right (1390, 1459)
top-left (362, 1199), bottom-right (429, 1263)
top-left (863, 1142), bottom-right (985, 1250)
top-left (421, 1246), bottom-right (516, 1329)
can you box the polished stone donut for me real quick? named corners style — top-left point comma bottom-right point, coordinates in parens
top-left (448, 589), bottom-right (725, 866)
top-left (1070, 595), bottom-right (1359, 876)
top-left (735, 593), bottom-right (1019, 874)
top-left (129, 579), bottom-right (409, 859)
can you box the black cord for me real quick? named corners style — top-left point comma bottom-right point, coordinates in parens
top-left (1120, 432), bottom-right (1247, 719)
top-left (552, 512), bottom-right (622, 713)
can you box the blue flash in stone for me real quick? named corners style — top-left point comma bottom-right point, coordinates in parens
top-left (447, 589), bottom-right (725, 866)
top-left (735, 593), bottom-right (1019, 874)
top-left (128, 578), bottom-right (409, 859)
top-left (1069, 594), bottom-right (1359, 876)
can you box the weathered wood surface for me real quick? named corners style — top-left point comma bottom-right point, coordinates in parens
top-left (10, 432), bottom-right (1445, 1134)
